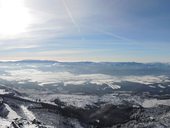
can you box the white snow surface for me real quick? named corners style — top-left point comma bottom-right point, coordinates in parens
top-left (43, 93), bottom-right (143, 108)
top-left (21, 105), bottom-right (36, 121)
top-left (0, 89), bottom-right (9, 95)
top-left (157, 84), bottom-right (166, 88)
top-left (142, 99), bottom-right (170, 108)
top-left (0, 118), bottom-right (11, 128)
top-left (5, 104), bottom-right (20, 120)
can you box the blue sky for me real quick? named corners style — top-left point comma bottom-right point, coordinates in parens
top-left (0, 0), bottom-right (170, 62)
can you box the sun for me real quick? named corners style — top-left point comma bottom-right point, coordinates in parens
top-left (0, 0), bottom-right (32, 36)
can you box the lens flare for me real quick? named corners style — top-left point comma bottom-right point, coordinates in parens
top-left (0, 0), bottom-right (32, 36)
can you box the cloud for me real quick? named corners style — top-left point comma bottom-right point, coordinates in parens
top-left (62, 0), bottom-right (81, 33)
top-left (0, 0), bottom-right (169, 62)
top-left (0, 67), bottom-right (169, 87)
top-left (0, 44), bottom-right (38, 50)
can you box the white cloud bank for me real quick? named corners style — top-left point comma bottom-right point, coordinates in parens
top-left (0, 69), bottom-right (169, 88)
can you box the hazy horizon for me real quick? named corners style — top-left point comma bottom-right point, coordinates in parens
top-left (1, 1), bottom-right (170, 127)
top-left (0, 59), bottom-right (170, 63)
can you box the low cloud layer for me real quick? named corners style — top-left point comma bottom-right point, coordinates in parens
top-left (0, 68), bottom-right (169, 88)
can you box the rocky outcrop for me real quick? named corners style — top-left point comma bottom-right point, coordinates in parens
top-left (0, 98), bottom-right (9, 118)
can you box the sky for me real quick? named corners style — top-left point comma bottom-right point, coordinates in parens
top-left (0, 0), bottom-right (170, 62)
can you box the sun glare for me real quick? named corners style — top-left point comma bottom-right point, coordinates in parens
top-left (0, 0), bottom-right (32, 36)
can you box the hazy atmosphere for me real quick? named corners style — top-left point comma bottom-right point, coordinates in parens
top-left (0, 0), bottom-right (170, 62)
top-left (0, 1), bottom-right (170, 128)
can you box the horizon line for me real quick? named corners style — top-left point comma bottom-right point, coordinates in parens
top-left (0, 59), bottom-right (169, 64)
